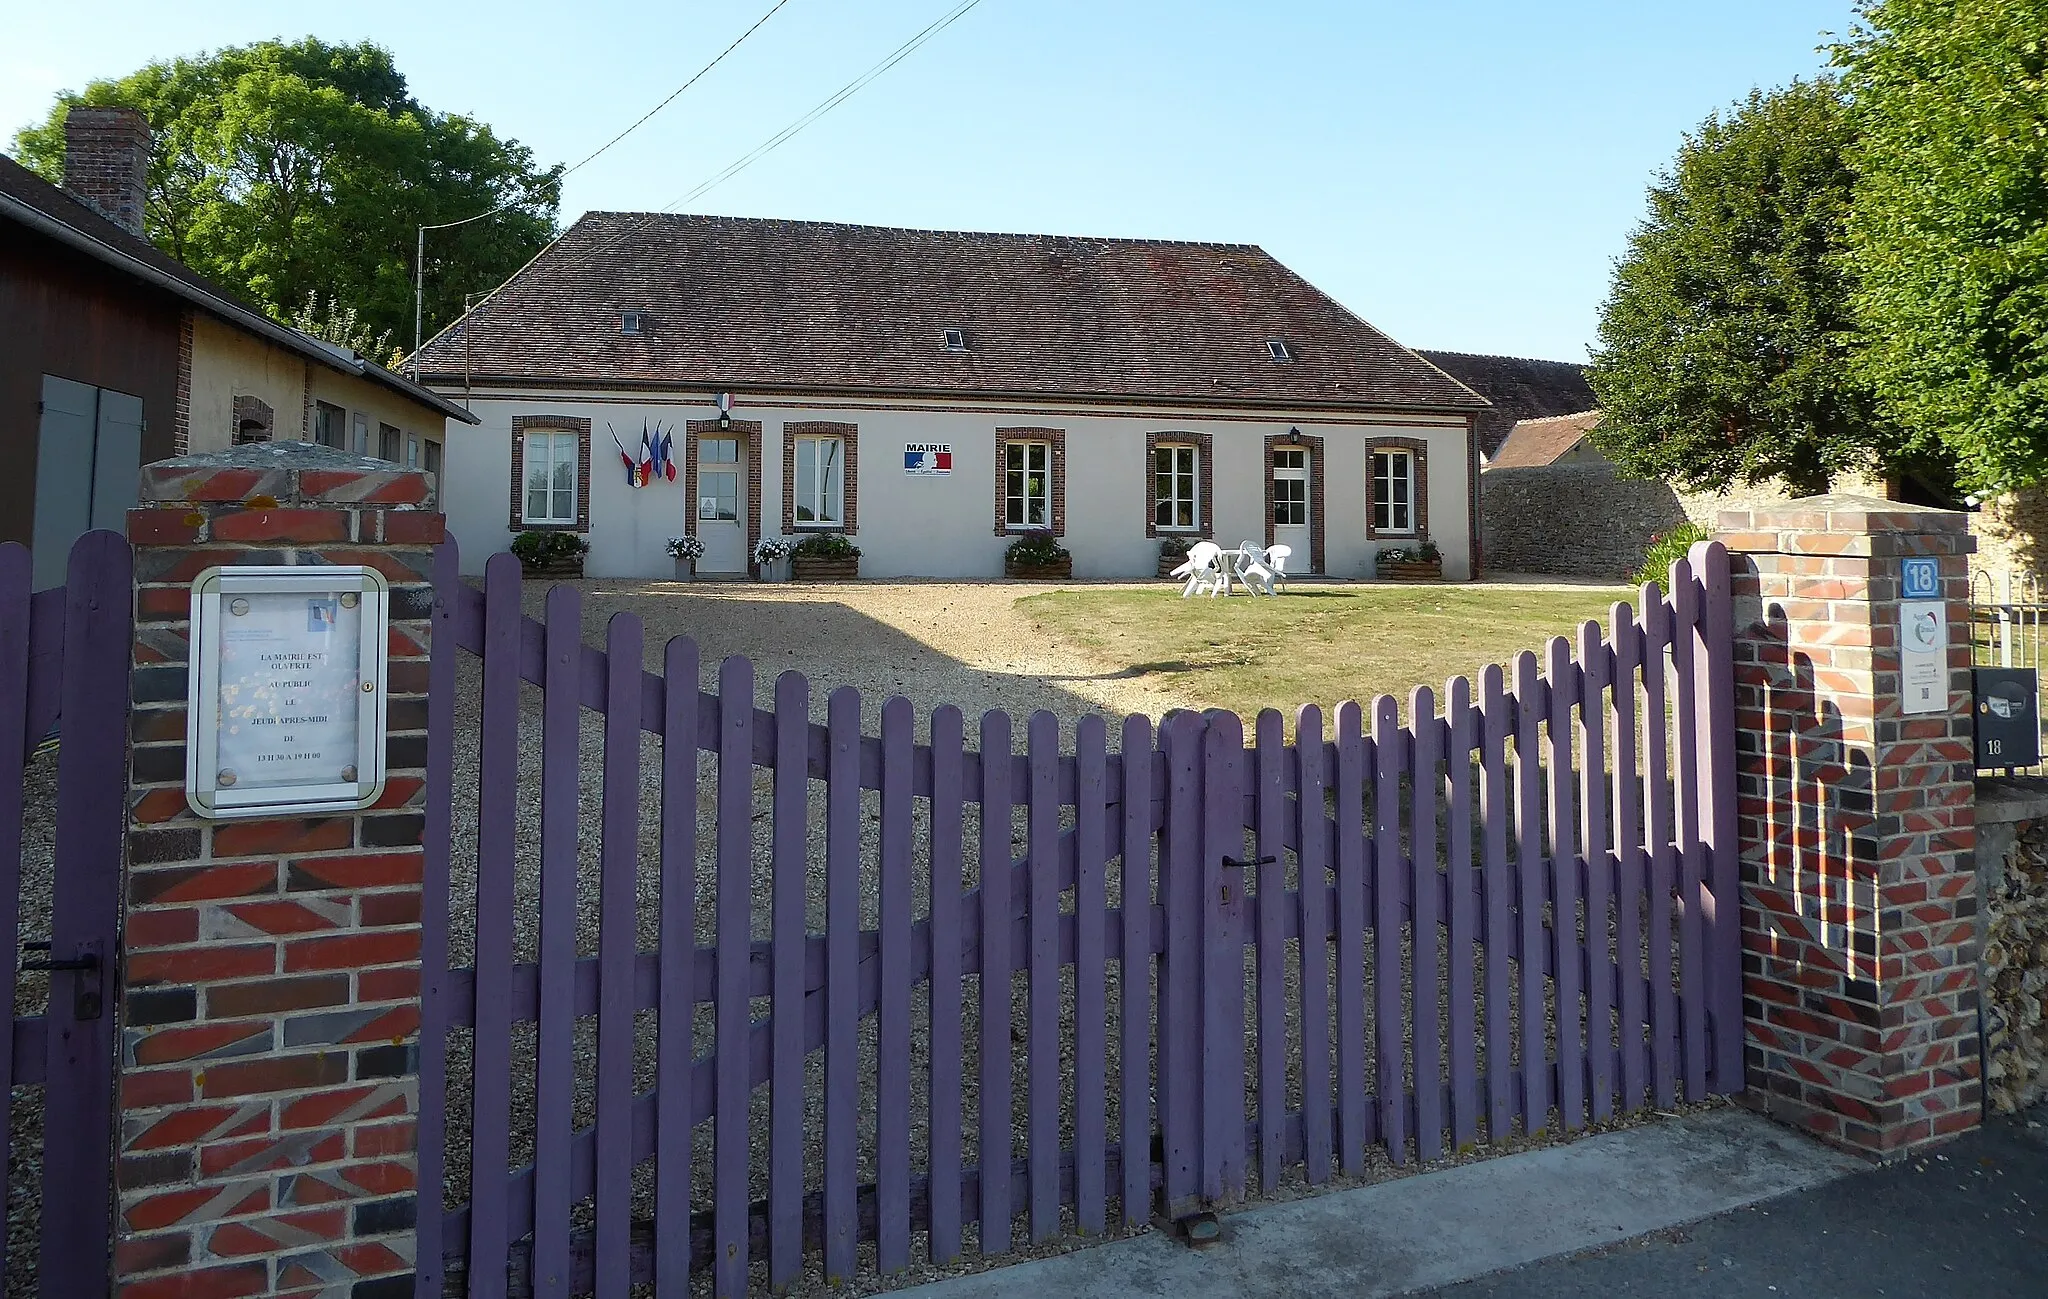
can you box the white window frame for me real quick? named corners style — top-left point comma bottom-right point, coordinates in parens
top-left (1006, 440), bottom-right (1051, 530)
top-left (1273, 447), bottom-right (1308, 527)
top-left (522, 429), bottom-right (580, 526)
top-left (793, 435), bottom-right (844, 527)
top-left (1373, 448), bottom-right (1417, 536)
top-left (1154, 442), bottom-right (1200, 532)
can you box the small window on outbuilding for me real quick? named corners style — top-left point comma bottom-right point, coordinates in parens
top-left (944, 328), bottom-right (968, 352)
top-left (622, 311), bottom-right (644, 335)
top-left (1266, 339), bottom-right (1292, 362)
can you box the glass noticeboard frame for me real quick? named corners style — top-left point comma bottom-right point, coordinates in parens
top-left (184, 565), bottom-right (390, 819)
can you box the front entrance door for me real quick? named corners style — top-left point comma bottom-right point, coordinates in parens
top-left (696, 436), bottom-right (747, 574)
top-left (31, 375), bottom-right (142, 589)
top-left (1271, 446), bottom-right (1310, 563)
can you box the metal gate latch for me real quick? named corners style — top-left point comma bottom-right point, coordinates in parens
top-left (19, 941), bottom-right (104, 1020)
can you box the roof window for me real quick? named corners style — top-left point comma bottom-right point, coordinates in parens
top-left (1266, 339), bottom-right (1292, 362)
top-left (622, 311), bottom-right (645, 336)
top-left (944, 327), bottom-right (968, 352)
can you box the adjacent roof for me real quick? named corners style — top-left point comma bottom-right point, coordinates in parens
top-left (1487, 410), bottom-right (1603, 469)
top-left (1413, 351), bottom-right (1595, 457)
top-left (0, 155), bottom-right (478, 425)
top-left (411, 212), bottom-right (1489, 414)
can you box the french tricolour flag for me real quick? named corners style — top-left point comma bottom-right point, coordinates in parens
top-left (905, 448), bottom-right (952, 472)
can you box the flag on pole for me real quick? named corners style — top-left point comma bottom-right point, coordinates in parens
top-left (657, 425), bottom-right (677, 481)
top-left (610, 427), bottom-right (637, 487)
top-left (637, 427), bottom-right (655, 487)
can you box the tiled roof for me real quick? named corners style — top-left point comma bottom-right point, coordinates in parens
top-left (1413, 350), bottom-right (1595, 456)
top-left (412, 212), bottom-right (1489, 413)
top-left (0, 155), bottom-right (477, 424)
top-left (1487, 410), bottom-right (1603, 469)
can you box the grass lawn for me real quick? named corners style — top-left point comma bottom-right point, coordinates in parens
top-left (1018, 584), bottom-right (1633, 724)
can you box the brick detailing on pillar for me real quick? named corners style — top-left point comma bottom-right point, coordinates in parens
top-left (1721, 495), bottom-right (1981, 1159)
top-left (119, 443), bottom-right (437, 1297)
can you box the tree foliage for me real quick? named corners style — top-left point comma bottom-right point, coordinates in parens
top-left (10, 38), bottom-right (560, 350)
top-left (1587, 79), bottom-right (1896, 495)
top-left (1839, 0), bottom-right (2048, 492)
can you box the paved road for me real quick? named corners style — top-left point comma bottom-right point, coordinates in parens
top-left (1425, 1105), bottom-right (2048, 1298)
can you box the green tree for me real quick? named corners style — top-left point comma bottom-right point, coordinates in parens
top-left (1839, 0), bottom-right (2048, 492)
top-left (10, 38), bottom-right (559, 350)
top-left (1587, 79), bottom-right (1897, 495)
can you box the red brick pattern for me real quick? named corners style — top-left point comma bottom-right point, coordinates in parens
top-left (175, 312), bottom-right (195, 455)
top-left (1144, 431), bottom-right (1213, 539)
top-left (121, 453), bottom-right (435, 1297)
top-left (63, 104), bottom-right (152, 235)
top-left (993, 427), bottom-right (1066, 536)
top-left (783, 420), bottom-right (859, 536)
top-left (507, 414), bottom-right (592, 533)
top-left (1262, 432), bottom-right (1326, 574)
top-left (1722, 500), bottom-right (1981, 1158)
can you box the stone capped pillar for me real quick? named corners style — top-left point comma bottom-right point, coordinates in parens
top-left (1720, 495), bottom-right (1980, 1158)
top-left (117, 442), bottom-right (440, 1297)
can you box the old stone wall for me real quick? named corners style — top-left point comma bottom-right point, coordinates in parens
top-left (1975, 779), bottom-right (2048, 1113)
top-left (1969, 486), bottom-right (2048, 581)
top-left (1481, 463), bottom-right (1804, 579)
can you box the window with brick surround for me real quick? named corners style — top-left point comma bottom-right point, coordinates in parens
top-left (508, 415), bottom-right (591, 532)
top-left (1007, 441), bottom-right (1050, 528)
top-left (1366, 439), bottom-right (1429, 540)
top-left (522, 430), bottom-right (580, 525)
top-left (793, 434), bottom-right (844, 526)
top-left (1154, 443), bottom-right (1200, 531)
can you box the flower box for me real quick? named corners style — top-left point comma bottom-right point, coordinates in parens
top-left (521, 557), bottom-right (585, 580)
top-left (1006, 556), bottom-right (1073, 580)
top-left (1158, 554), bottom-right (1185, 579)
top-left (1378, 559), bottom-right (1443, 582)
top-left (791, 556), bottom-right (859, 581)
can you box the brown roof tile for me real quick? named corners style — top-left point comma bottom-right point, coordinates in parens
top-left (412, 212), bottom-right (1488, 413)
top-left (1487, 410), bottom-right (1603, 469)
top-left (1414, 350), bottom-right (1595, 456)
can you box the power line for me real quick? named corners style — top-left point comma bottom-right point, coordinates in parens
top-left (414, 0), bottom-right (800, 355)
top-left (449, 0), bottom-right (995, 333)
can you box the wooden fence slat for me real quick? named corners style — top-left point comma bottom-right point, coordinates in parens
top-left (1579, 622), bottom-right (1614, 1123)
top-left (1027, 711), bottom-right (1061, 1242)
top-left (1410, 687), bottom-right (1443, 1163)
top-left (1480, 665), bottom-right (1514, 1142)
top-left (825, 687), bottom-right (862, 1279)
top-left (928, 706), bottom-right (967, 1261)
top-left (1118, 716), bottom-right (1155, 1226)
top-left (1295, 706), bottom-right (1333, 1184)
top-left (1202, 710), bottom-right (1247, 1201)
top-left (769, 671), bottom-right (811, 1288)
top-left (1372, 696), bottom-right (1408, 1164)
top-left (1669, 561), bottom-right (1709, 1102)
top-left (1609, 606), bottom-right (1647, 1114)
top-left (0, 544), bottom-right (31, 1289)
top-left (1333, 702), bottom-right (1369, 1174)
top-left (1073, 715), bottom-right (1109, 1234)
top-left (1254, 709), bottom-right (1288, 1193)
top-left (1513, 651), bottom-right (1549, 1135)
top-left (1639, 585), bottom-right (1678, 1110)
top-left (1444, 677), bottom-right (1479, 1152)
top-left (1159, 712), bottom-right (1203, 1217)
top-left (656, 636), bottom-right (700, 1294)
top-left (595, 615), bottom-right (644, 1299)
top-left (1547, 638), bottom-right (1586, 1134)
top-left (979, 710), bottom-right (1016, 1253)
top-left (877, 697), bottom-right (915, 1272)
top-left (416, 537), bottom-right (461, 1299)
top-left (533, 582), bottom-right (584, 1299)
top-left (712, 657), bottom-right (757, 1297)
top-left (1696, 543), bottom-right (1745, 1094)
top-left (465, 556), bottom-right (523, 1299)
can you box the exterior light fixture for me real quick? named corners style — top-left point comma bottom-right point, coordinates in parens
top-left (716, 391), bottom-right (733, 432)
top-left (1287, 427), bottom-right (1302, 445)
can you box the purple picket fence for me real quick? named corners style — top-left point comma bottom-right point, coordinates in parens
top-left (418, 539), bottom-right (1741, 1298)
top-left (0, 532), bottom-right (131, 1299)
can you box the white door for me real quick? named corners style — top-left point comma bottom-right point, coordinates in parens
top-left (1272, 446), bottom-right (1310, 565)
top-left (696, 437), bottom-right (747, 574)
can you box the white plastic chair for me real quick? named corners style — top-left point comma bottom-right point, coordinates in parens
top-left (1265, 544), bottom-right (1293, 591)
top-left (1171, 541), bottom-right (1227, 598)
top-left (1235, 543), bottom-right (1278, 597)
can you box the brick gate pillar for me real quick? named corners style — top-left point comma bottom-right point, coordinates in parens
top-left (117, 443), bottom-right (440, 1297)
top-left (1719, 495), bottom-right (1981, 1159)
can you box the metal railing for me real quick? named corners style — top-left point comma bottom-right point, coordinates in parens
top-left (1969, 570), bottom-right (2045, 775)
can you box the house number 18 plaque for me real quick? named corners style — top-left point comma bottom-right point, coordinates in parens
top-left (185, 565), bottom-right (390, 819)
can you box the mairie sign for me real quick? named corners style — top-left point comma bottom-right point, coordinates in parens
top-left (905, 443), bottom-right (952, 475)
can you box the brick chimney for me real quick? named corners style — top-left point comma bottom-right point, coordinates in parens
top-left (62, 105), bottom-right (151, 236)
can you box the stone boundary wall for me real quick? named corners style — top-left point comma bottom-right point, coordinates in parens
top-left (1483, 463), bottom-right (1802, 579)
top-left (1973, 778), bottom-right (2048, 1113)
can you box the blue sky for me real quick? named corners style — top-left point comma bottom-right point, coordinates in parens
top-left (2, 0), bottom-right (1851, 362)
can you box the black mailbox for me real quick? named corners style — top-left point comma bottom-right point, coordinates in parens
top-left (1973, 667), bottom-right (2040, 769)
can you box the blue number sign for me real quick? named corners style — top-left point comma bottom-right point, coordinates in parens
top-left (1901, 557), bottom-right (1939, 600)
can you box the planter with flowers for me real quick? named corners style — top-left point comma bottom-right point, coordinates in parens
top-left (1375, 540), bottom-right (1442, 582)
top-left (753, 536), bottom-right (793, 581)
top-left (1157, 535), bottom-right (1198, 578)
top-left (666, 534), bottom-right (704, 580)
top-left (510, 530), bottom-right (589, 579)
top-left (790, 532), bottom-right (861, 581)
top-left (1004, 529), bottom-right (1072, 580)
